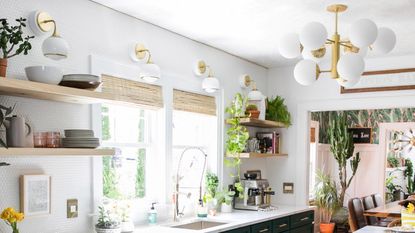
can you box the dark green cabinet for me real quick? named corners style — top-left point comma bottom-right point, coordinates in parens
top-left (273, 217), bottom-right (290, 233)
top-left (290, 224), bottom-right (314, 233)
top-left (251, 221), bottom-right (273, 233)
top-left (290, 210), bottom-right (314, 229)
top-left (223, 226), bottom-right (251, 233)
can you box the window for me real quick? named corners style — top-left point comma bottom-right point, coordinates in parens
top-left (101, 103), bottom-right (153, 200)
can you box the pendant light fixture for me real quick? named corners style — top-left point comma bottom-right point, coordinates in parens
top-left (279, 3), bottom-right (396, 87)
top-left (193, 60), bottom-right (220, 93)
top-left (131, 43), bottom-right (161, 83)
top-left (29, 11), bottom-right (70, 60)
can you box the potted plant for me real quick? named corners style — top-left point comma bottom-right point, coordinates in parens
top-left (315, 171), bottom-right (339, 233)
top-left (245, 104), bottom-right (260, 119)
top-left (216, 188), bottom-right (236, 213)
top-left (265, 96), bottom-right (291, 127)
top-left (0, 18), bottom-right (34, 77)
top-left (96, 206), bottom-right (121, 233)
top-left (1, 207), bottom-right (24, 233)
top-left (117, 201), bottom-right (134, 233)
top-left (203, 172), bottom-right (219, 215)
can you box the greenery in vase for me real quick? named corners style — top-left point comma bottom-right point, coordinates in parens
top-left (327, 114), bottom-right (360, 206)
top-left (0, 18), bottom-right (34, 59)
top-left (0, 104), bottom-right (15, 148)
top-left (204, 172), bottom-right (219, 202)
top-left (265, 96), bottom-right (291, 127)
top-left (96, 206), bottom-right (120, 229)
top-left (1, 207), bottom-right (24, 233)
top-left (225, 93), bottom-right (249, 197)
top-left (315, 171), bottom-right (339, 223)
top-left (405, 159), bottom-right (415, 194)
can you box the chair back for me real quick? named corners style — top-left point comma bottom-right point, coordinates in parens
top-left (372, 193), bottom-right (383, 207)
top-left (348, 198), bottom-right (368, 232)
top-left (362, 195), bottom-right (379, 225)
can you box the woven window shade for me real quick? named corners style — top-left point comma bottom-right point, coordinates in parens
top-left (101, 75), bottom-right (163, 108)
top-left (173, 89), bottom-right (216, 116)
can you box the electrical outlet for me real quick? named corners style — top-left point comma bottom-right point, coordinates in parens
top-left (283, 182), bottom-right (294, 194)
top-left (67, 199), bottom-right (78, 218)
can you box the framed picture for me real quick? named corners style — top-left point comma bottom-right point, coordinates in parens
top-left (340, 68), bottom-right (415, 94)
top-left (20, 175), bottom-right (51, 216)
top-left (348, 127), bottom-right (373, 144)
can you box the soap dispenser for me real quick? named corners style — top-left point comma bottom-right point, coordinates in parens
top-left (148, 202), bottom-right (157, 224)
top-left (196, 199), bottom-right (208, 218)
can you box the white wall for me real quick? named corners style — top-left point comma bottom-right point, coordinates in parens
top-left (267, 54), bottom-right (415, 206)
top-left (0, 0), bottom-right (268, 232)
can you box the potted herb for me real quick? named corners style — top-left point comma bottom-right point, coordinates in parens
top-left (216, 188), bottom-right (236, 213)
top-left (0, 18), bottom-right (34, 77)
top-left (315, 171), bottom-right (339, 233)
top-left (245, 104), bottom-right (260, 119)
top-left (96, 206), bottom-right (121, 233)
top-left (265, 96), bottom-right (291, 127)
top-left (203, 172), bottom-right (219, 215)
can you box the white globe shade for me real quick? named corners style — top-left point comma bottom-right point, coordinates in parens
top-left (42, 36), bottom-right (70, 60)
top-left (373, 27), bottom-right (396, 54)
top-left (300, 22), bottom-right (328, 50)
top-left (337, 77), bottom-right (360, 88)
top-left (349, 18), bottom-right (378, 48)
top-left (140, 63), bottom-right (161, 83)
top-left (202, 77), bottom-right (220, 93)
top-left (279, 33), bottom-right (301, 58)
top-left (337, 53), bottom-right (365, 78)
top-left (248, 89), bottom-right (263, 101)
top-left (293, 59), bottom-right (319, 86)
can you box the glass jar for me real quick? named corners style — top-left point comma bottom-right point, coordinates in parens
top-left (46, 132), bottom-right (61, 148)
top-left (33, 132), bottom-right (47, 148)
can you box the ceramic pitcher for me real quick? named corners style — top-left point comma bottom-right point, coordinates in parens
top-left (4, 115), bottom-right (32, 147)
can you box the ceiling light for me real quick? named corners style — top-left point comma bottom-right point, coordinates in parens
top-left (279, 4), bottom-right (396, 87)
top-left (193, 60), bottom-right (220, 93)
top-left (131, 43), bottom-right (161, 83)
top-left (29, 11), bottom-right (70, 60)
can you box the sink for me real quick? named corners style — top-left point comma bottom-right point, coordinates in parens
top-left (171, 220), bottom-right (227, 230)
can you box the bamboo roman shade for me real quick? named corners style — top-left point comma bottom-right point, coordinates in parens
top-left (101, 75), bottom-right (163, 108)
top-left (173, 89), bottom-right (216, 116)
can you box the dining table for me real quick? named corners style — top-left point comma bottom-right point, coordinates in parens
top-left (364, 200), bottom-right (402, 218)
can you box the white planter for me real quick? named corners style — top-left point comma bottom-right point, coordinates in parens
top-left (221, 203), bottom-right (233, 213)
top-left (120, 221), bottom-right (134, 233)
top-left (95, 227), bottom-right (122, 233)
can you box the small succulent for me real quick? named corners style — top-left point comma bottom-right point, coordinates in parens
top-left (0, 18), bottom-right (34, 59)
top-left (245, 104), bottom-right (258, 111)
top-left (96, 206), bottom-right (120, 229)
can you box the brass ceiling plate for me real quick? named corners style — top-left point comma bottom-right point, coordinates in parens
top-left (197, 60), bottom-right (207, 74)
top-left (36, 11), bottom-right (54, 32)
top-left (326, 4), bottom-right (348, 13)
top-left (244, 75), bottom-right (252, 87)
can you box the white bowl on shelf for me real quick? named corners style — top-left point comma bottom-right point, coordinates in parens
top-left (25, 66), bottom-right (63, 85)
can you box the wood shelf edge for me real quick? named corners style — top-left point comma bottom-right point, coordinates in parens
top-left (0, 148), bottom-right (115, 156)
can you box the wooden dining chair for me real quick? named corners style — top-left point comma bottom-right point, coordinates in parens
top-left (362, 195), bottom-right (389, 227)
top-left (348, 198), bottom-right (368, 232)
top-left (372, 193), bottom-right (383, 207)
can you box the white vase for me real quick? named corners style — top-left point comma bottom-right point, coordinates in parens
top-left (120, 221), bottom-right (134, 233)
top-left (95, 227), bottom-right (122, 233)
top-left (221, 203), bottom-right (233, 213)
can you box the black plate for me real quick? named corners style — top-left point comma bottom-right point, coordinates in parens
top-left (59, 80), bottom-right (102, 90)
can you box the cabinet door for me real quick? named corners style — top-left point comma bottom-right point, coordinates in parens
top-left (273, 217), bottom-right (290, 233)
top-left (290, 224), bottom-right (314, 233)
top-left (290, 210), bottom-right (314, 229)
top-left (222, 226), bottom-right (251, 233)
top-left (251, 221), bottom-right (273, 233)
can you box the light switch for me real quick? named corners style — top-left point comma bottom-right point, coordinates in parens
top-left (283, 182), bottom-right (294, 194)
top-left (67, 199), bottom-right (78, 218)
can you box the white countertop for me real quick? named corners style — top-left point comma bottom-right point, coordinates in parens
top-left (134, 205), bottom-right (315, 233)
top-left (354, 226), bottom-right (389, 232)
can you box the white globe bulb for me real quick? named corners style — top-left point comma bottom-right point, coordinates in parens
top-left (337, 77), bottom-right (360, 88)
top-left (349, 18), bottom-right (378, 48)
top-left (300, 22), bottom-right (328, 50)
top-left (337, 53), bottom-right (365, 78)
top-left (293, 60), bottom-right (319, 86)
top-left (202, 77), bottom-right (220, 93)
top-left (373, 27), bottom-right (396, 54)
top-left (279, 33), bottom-right (301, 58)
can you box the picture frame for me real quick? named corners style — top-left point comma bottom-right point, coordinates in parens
top-left (348, 127), bottom-right (373, 144)
top-left (20, 175), bottom-right (51, 216)
top-left (340, 68), bottom-right (415, 94)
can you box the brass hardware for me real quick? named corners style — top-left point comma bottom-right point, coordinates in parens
top-left (278, 224), bottom-right (288, 228)
top-left (316, 64), bottom-right (321, 80)
top-left (343, 42), bottom-right (360, 53)
top-left (134, 43), bottom-right (153, 64)
top-left (259, 228), bottom-right (269, 233)
top-left (242, 75), bottom-right (252, 87)
top-left (195, 60), bottom-right (215, 77)
top-left (311, 47), bottom-right (326, 58)
top-left (300, 217), bottom-right (309, 221)
top-left (35, 11), bottom-right (60, 37)
top-left (326, 4), bottom-right (348, 13)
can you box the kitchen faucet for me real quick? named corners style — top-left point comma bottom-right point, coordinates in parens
top-left (173, 147), bottom-right (207, 222)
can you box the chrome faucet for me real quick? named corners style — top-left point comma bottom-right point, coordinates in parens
top-left (174, 147), bottom-right (207, 222)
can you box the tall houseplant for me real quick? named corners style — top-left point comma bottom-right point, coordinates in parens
top-left (225, 93), bottom-right (249, 197)
top-left (315, 171), bottom-right (339, 233)
top-left (0, 18), bottom-right (34, 77)
top-left (327, 114), bottom-right (360, 206)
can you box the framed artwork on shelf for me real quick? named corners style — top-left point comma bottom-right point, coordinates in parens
top-left (20, 174), bottom-right (51, 216)
top-left (256, 132), bottom-right (280, 154)
top-left (340, 68), bottom-right (415, 94)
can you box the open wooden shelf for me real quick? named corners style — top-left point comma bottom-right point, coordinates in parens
top-left (226, 118), bottom-right (286, 128)
top-left (0, 77), bottom-right (131, 106)
top-left (0, 148), bottom-right (115, 156)
top-left (227, 152), bottom-right (288, 158)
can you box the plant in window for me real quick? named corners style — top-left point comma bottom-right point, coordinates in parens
top-left (315, 171), bottom-right (339, 233)
top-left (387, 154), bottom-right (400, 168)
top-left (225, 93), bottom-right (249, 197)
top-left (405, 159), bottom-right (415, 194)
top-left (265, 96), bottom-right (291, 127)
top-left (95, 205), bottom-right (121, 233)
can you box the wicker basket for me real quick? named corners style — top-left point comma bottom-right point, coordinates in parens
top-left (95, 227), bottom-right (122, 233)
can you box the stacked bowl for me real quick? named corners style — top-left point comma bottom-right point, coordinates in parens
top-left (62, 129), bottom-right (100, 148)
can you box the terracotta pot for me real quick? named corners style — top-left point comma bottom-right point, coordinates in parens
top-left (0, 58), bottom-right (7, 77)
top-left (246, 110), bottom-right (260, 119)
top-left (319, 223), bottom-right (335, 233)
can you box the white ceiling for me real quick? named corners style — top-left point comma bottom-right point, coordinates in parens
top-left (92, 0), bottom-right (415, 68)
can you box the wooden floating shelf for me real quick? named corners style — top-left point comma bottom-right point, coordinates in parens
top-left (0, 77), bottom-right (134, 106)
top-left (227, 152), bottom-right (288, 158)
top-left (226, 118), bottom-right (286, 128)
top-left (0, 148), bottom-right (115, 156)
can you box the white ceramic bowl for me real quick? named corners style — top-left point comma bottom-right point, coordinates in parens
top-left (25, 66), bottom-right (63, 85)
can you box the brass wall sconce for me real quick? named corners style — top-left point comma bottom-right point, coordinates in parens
top-left (131, 43), bottom-right (161, 83)
top-left (193, 60), bottom-right (220, 93)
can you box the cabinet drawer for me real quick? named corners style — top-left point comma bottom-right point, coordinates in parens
top-left (273, 217), bottom-right (290, 233)
top-left (289, 210), bottom-right (314, 229)
top-left (251, 221), bottom-right (273, 233)
top-left (290, 224), bottom-right (314, 233)
top-left (221, 226), bottom-right (251, 233)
